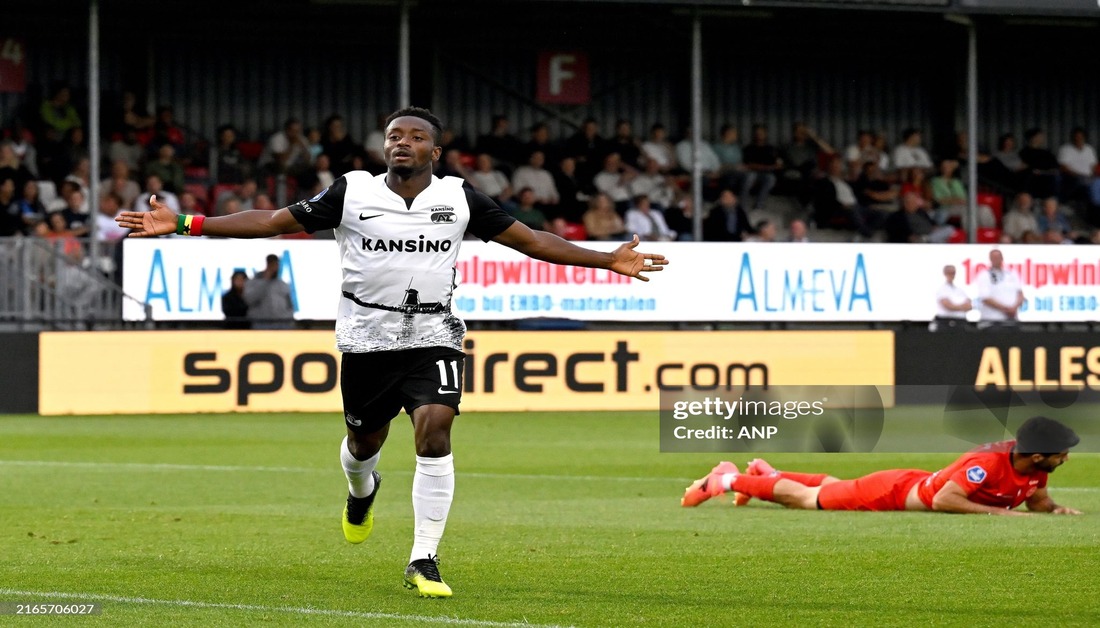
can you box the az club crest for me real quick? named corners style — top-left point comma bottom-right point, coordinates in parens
top-left (965, 465), bottom-right (987, 483)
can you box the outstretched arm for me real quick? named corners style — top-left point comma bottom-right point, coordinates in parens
top-left (931, 481), bottom-right (1030, 516)
top-left (116, 195), bottom-right (305, 238)
top-left (491, 222), bottom-right (668, 282)
top-left (1026, 487), bottom-right (1081, 515)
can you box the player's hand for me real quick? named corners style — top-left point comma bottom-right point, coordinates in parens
top-left (609, 234), bottom-right (668, 282)
top-left (115, 195), bottom-right (179, 237)
top-left (1052, 506), bottom-right (1082, 515)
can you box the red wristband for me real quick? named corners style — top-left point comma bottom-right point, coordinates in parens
top-left (190, 214), bottom-right (205, 236)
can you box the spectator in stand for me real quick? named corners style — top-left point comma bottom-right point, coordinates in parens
top-left (740, 124), bottom-right (783, 211)
top-left (260, 117), bottom-right (312, 179)
top-left (213, 124), bottom-right (248, 184)
top-left (321, 114), bottom-right (361, 177)
top-left (900, 167), bottom-right (933, 207)
top-left (112, 90), bottom-right (154, 136)
top-left (438, 127), bottom-right (472, 155)
top-left (885, 191), bottom-right (953, 244)
top-left (1036, 197), bottom-right (1073, 238)
top-left (0, 177), bottom-right (22, 236)
top-left (64, 158), bottom-right (92, 208)
top-left (1019, 128), bottom-right (1060, 200)
top-left (582, 193), bottom-right (627, 241)
top-left (363, 114), bottom-right (388, 174)
top-left (641, 123), bottom-right (677, 174)
top-left (107, 128), bottom-right (144, 173)
top-left (552, 156), bottom-right (586, 224)
top-left (975, 249), bottom-right (1024, 328)
top-left (101, 160), bottom-right (141, 209)
top-left (624, 194), bottom-right (675, 242)
top-left (145, 144), bottom-right (185, 195)
top-left (564, 117), bottom-right (607, 183)
top-left (712, 124), bottom-right (747, 193)
top-left (609, 120), bottom-right (643, 169)
top-left (436, 149), bottom-right (470, 180)
top-left (750, 219), bottom-right (777, 243)
top-left (134, 174), bottom-right (180, 214)
top-left (845, 130), bottom-right (878, 180)
top-left (48, 181), bottom-right (78, 213)
top-left (178, 191), bottom-right (204, 216)
top-left (252, 193), bottom-right (276, 211)
top-left (511, 150), bottom-right (559, 209)
top-left (813, 156), bottom-right (880, 238)
top-left (931, 158), bottom-right (996, 228)
top-left (221, 198), bottom-right (243, 216)
top-left (525, 122), bottom-right (559, 166)
top-left (1002, 192), bottom-right (1038, 242)
top-left (94, 192), bottom-right (129, 242)
top-left (854, 161), bottom-right (899, 213)
top-left (787, 218), bottom-right (810, 243)
top-left (148, 105), bottom-right (186, 153)
top-left (39, 83), bottom-right (82, 140)
top-left (509, 188), bottom-right (549, 231)
top-left (476, 114), bottom-right (525, 171)
top-left (993, 132), bottom-right (1028, 191)
top-left (0, 141), bottom-right (33, 195)
top-left (664, 197), bottom-right (695, 241)
top-left (629, 156), bottom-right (679, 210)
top-left (244, 254), bottom-right (295, 330)
top-left (8, 119), bottom-right (38, 178)
top-left (892, 128), bottom-right (934, 181)
top-left (214, 178), bottom-right (259, 215)
top-left (466, 153), bottom-right (513, 206)
top-left (932, 264), bottom-right (971, 331)
top-left (703, 189), bottom-right (754, 242)
top-left (310, 153), bottom-right (335, 190)
top-left (18, 180), bottom-right (47, 229)
top-left (592, 152), bottom-right (636, 211)
top-left (58, 189), bottom-right (90, 236)
top-left (1057, 127), bottom-right (1097, 204)
top-left (222, 270), bottom-right (251, 330)
top-left (675, 128), bottom-right (724, 196)
top-left (782, 122), bottom-right (834, 204)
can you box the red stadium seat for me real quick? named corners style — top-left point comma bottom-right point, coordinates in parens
top-left (561, 222), bottom-right (587, 241)
top-left (237, 141), bottom-right (264, 162)
top-left (977, 191), bottom-right (1003, 226)
top-left (948, 228), bottom-right (967, 243)
top-left (976, 227), bottom-right (1002, 243)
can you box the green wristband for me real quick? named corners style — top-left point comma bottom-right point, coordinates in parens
top-left (176, 214), bottom-right (187, 235)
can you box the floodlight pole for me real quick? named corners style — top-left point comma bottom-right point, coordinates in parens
top-left (398, 0), bottom-right (411, 107)
top-left (89, 0), bottom-right (101, 272)
top-left (691, 9), bottom-right (703, 242)
top-left (966, 20), bottom-right (978, 243)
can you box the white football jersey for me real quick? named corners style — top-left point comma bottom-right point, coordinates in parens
top-left (290, 172), bottom-right (515, 352)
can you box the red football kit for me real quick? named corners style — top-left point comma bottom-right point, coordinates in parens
top-left (916, 440), bottom-right (1047, 510)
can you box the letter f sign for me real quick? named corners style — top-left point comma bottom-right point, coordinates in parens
top-left (537, 50), bottom-right (590, 104)
top-left (549, 54), bottom-right (575, 95)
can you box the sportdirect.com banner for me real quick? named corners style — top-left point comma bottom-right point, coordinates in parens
top-left (122, 240), bottom-right (1100, 323)
top-left (37, 330), bottom-right (892, 415)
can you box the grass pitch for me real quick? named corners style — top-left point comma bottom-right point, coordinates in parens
top-left (1, 412), bottom-right (1099, 627)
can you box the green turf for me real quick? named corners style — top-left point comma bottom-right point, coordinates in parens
top-left (1, 412), bottom-right (1099, 627)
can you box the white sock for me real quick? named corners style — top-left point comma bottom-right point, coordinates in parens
top-left (409, 454), bottom-right (454, 563)
top-left (340, 436), bottom-right (379, 498)
top-left (721, 472), bottom-right (738, 492)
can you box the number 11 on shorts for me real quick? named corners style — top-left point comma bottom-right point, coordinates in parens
top-left (436, 359), bottom-right (460, 394)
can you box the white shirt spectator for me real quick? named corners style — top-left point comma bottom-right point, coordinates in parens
top-left (260, 131), bottom-right (310, 169)
top-left (1057, 143), bottom-right (1098, 177)
top-left (467, 170), bottom-right (510, 199)
top-left (832, 176), bottom-right (858, 207)
top-left (624, 207), bottom-right (675, 241)
top-left (593, 170), bottom-right (632, 203)
top-left (675, 140), bottom-right (721, 174)
top-left (935, 282), bottom-right (970, 319)
top-left (511, 166), bottom-right (559, 205)
top-left (629, 173), bottom-right (677, 209)
top-left (975, 266), bottom-right (1022, 323)
top-left (641, 141), bottom-right (675, 170)
top-left (95, 211), bottom-right (130, 241)
top-left (892, 145), bottom-right (933, 171)
top-left (134, 191), bottom-right (180, 214)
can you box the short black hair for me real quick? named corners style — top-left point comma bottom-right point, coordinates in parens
top-left (386, 107), bottom-right (444, 144)
top-left (1015, 416), bottom-right (1080, 456)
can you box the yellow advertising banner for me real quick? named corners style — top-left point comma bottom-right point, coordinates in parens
top-left (38, 330), bottom-right (893, 415)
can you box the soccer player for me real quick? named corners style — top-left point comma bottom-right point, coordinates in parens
top-left (681, 416), bottom-right (1081, 516)
top-left (116, 107), bottom-right (669, 597)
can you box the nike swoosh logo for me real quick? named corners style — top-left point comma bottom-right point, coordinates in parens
top-left (437, 388), bottom-right (458, 395)
top-left (359, 213), bottom-right (383, 221)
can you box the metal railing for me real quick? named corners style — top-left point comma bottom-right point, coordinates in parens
top-left (0, 237), bottom-right (152, 330)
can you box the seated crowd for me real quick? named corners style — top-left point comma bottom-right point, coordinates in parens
top-left (3, 84), bottom-right (1099, 247)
